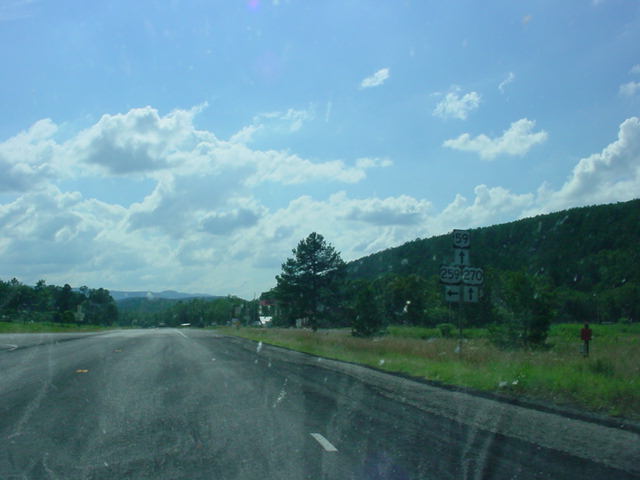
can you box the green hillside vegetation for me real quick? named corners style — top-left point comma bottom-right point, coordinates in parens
top-left (345, 199), bottom-right (640, 327)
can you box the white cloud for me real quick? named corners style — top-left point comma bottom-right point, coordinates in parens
top-left (246, 149), bottom-right (369, 185)
top-left (4, 105), bottom-right (638, 300)
top-left (433, 87), bottom-right (481, 120)
top-left (264, 108), bottom-right (313, 132)
top-left (443, 118), bottom-right (548, 159)
top-left (229, 107), bottom-right (314, 144)
top-left (355, 157), bottom-right (393, 169)
top-left (630, 64), bottom-right (640, 75)
top-left (65, 104), bottom-right (210, 175)
top-left (438, 185), bottom-right (534, 228)
top-left (229, 124), bottom-right (263, 144)
top-left (0, 119), bottom-right (60, 192)
top-left (619, 81), bottom-right (640, 97)
top-left (1, 105), bottom-right (382, 190)
top-left (534, 116), bottom-right (640, 213)
top-left (498, 72), bottom-right (515, 93)
top-left (338, 192), bottom-right (432, 226)
top-left (360, 68), bottom-right (390, 89)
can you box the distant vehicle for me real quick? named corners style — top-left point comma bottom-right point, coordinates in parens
top-left (179, 323), bottom-right (191, 328)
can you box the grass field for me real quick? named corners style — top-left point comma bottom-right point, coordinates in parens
top-left (0, 321), bottom-right (115, 334)
top-left (216, 323), bottom-right (640, 419)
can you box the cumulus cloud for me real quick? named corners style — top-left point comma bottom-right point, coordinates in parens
top-left (433, 87), bottom-right (481, 120)
top-left (619, 81), bottom-right (640, 97)
top-left (0, 185), bottom-right (135, 280)
top-left (498, 72), bottom-right (515, 93)
top-left (3, 105), bottom-right (639, 300)
top-left (201, 207), bottom-right (263, 235)
top-left (341, 193), bottom-right (432, 226)
top-left (360, 68), bottom-right (390, 89)
top-left (438, 185), bottom-right (534, 228)
top-left (0, 119), bottom-right (60, 192)
top-left (1, 104), bottom-right (384, 192)
top-left (443, 118), bottom-right (548, 159)
top-left (534, 116), bottom-right (640, 213)
top-left (66, 104), bottom-right (209, 175)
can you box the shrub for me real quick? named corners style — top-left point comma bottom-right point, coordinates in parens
top-left (487, 319), bottom-right (521, 349)
top-left (351, 283), bottom-right (384, 337)
top-left (437, 323), bottom-right (456, 338)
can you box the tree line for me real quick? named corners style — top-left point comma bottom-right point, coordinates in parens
top-left (117, 295), bottom-right (255, 328)
top-left (0, 278), bottom-right (118, 326)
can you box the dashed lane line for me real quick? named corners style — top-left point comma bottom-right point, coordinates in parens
top-left (310, 433), bottom-right (338, 452)
top-left (175, 329), bottom-right (188, 338)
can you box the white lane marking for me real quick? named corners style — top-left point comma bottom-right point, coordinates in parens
top-left (310, 433), bottom-right (338, 452)
top-left (175, 329), bottom-right (188, 338)
top-left (2, 344), bottom-right (18, 351)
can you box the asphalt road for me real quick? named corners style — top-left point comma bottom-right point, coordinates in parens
top-left (1, 329), bottom-right (638, 480)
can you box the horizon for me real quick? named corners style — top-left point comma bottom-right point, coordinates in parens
top-left (1, 1), bottom-right (639, 298)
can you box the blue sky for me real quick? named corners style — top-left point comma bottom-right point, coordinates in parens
top-left (1, 0), bottom-right (639, 298)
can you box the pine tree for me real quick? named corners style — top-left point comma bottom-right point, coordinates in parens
top-left (275, 233), bottom-right (346, 331)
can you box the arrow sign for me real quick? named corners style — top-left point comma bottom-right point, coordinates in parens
top-left (1, 344), bottom-right (18, 352)
top-left (452, 247), bottom-right (470, 266)
top-left (444, 285), bottom-right (460, 302)
top-left (463, 286), bottom-right (479, 303)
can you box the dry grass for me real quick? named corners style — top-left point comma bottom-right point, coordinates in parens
top-left (217, 325), bottom-right (640, 419)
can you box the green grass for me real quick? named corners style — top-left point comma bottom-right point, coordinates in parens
top-left (216, 323), bottom-right (640, 419)
top-left (0, 321), bottom-right (116, 333)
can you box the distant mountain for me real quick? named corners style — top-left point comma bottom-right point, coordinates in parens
top-left (110, 290), bottom-right (218, 302)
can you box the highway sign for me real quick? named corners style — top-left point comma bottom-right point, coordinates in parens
top-left (462, 267), bottom-right (484, 285)
top-left (463, 286), bottom-right (479, 303)
top-left (452, 229), bottom-right (470, 248)
top-left (444, 285), bottom-right (460, 302)
top-left (439, 265), bottom-right (461, 284)
top-left (452, 247), bottom-right (470, 266)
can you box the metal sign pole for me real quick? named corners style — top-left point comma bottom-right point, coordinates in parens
top-left (458, 283), bottom-right (463, 355)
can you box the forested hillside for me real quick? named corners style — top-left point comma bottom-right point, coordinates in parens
top-left (346, 199), bottom-right (640, 325)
